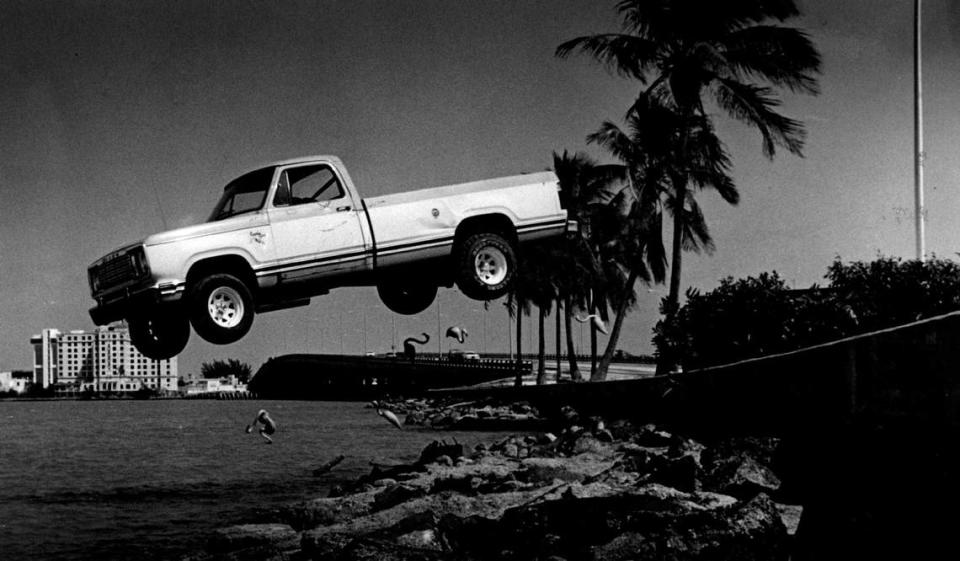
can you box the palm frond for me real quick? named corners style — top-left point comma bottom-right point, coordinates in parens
top-left (721, 25), bottom-right (821, 94)
top-left (555, 34), bottom-right (657, 80)
top-left (712, 78), bottom-right (805, 157)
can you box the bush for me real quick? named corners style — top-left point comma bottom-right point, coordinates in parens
top-left (654, 256), bottom-right (960, 370)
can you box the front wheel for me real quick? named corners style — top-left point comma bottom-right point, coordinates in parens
top-left (377, 282), bottom-right (437, 315)
top-left (455, 232), bottom-right (516, 300)
top-left (188, 273), bottom-right (255, 344)
top-left (128, 312), bottom-right (190, 360)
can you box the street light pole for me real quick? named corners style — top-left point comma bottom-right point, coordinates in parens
top-left (915, 0), bottom-right (926, 261)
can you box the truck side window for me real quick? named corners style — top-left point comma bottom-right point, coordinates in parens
top-left (286, 165), bottom-right (344, 205)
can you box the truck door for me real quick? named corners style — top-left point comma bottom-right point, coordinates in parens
top-left (265, 163), bottom-right (369, 283)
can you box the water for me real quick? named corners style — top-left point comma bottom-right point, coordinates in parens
top-left (0, 400), bottom-right (509, 561)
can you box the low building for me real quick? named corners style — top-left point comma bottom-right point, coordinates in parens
top-left (183, 376), bottom-right (247, 395)
top-left (30, 324), bottom-right (178, 394)
top-left (0, 371), bottom-right (29, 394)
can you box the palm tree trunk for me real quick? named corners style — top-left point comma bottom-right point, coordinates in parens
top-left (595, 269), bottom-right (639, 381)
top-left (658, 179), bottom-right (687, 375)
top-left (555, 298), bottom-right (562, 382)
top-left (514, 308), bottom-right (523, 387)
top-left (590, 291), bottom-right (598, 379)
top-left (536, 305), bottom-right (547, 385)
top-left (563, 295), bottom-right (583, 381)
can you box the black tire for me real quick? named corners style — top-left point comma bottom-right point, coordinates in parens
top-left (188, 273), bottom-right (255, 344)
top-left (455, 232), bottom-right (516, 300)
top-left (377, 282), bottom-right (438, 315)
top-left (128, 312), bottom-right (190, 360)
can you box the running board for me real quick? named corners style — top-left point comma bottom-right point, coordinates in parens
top-left (257, 298), bottom-right (311, 313)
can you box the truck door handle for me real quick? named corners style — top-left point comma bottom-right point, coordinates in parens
top-left (336, 205), bottom-right (352, 212)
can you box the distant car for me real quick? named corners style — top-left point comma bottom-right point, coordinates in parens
top-left (448, 349), bottom-right (480, 363)
top-left (364, 351), bottom-right (376, 357)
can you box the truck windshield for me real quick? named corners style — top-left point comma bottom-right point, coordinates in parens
top-left (208, 166), bottom-right (276, 221)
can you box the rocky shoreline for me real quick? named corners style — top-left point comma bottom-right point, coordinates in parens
top-left (183, 398), bottom-right (801, 561)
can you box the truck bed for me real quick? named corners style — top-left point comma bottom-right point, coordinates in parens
top-left (363, 171), bottom-right (565, 268)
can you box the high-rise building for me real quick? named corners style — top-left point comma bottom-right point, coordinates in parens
top-left (30, 324), bottom-right (178, 393)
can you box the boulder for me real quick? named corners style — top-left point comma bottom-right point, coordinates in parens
top-left (454, 489), bottom-right (787, 560)
top-left (373, 484), bottom-right (427, 511)
top-left (517, 457), bottom-right (615, 486)
top-left (703, 456), bottom-right (781, 500)
top-left (417, 440), bottom-right (464, 465)
top-left (633, 424), bottom-right (675, 447)
top-left (588, 494), bottom-right (786, 560)
top-left (273, 496), bottom-right (372, 531)
top-left (649, 452), bottom-right (701, 493)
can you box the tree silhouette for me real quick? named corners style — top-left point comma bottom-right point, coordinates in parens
top-left (558, 0), bottom-right (821, 371)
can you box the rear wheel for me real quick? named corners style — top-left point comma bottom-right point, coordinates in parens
top-left (128, 311), bottom-right (190, 360)
top-left (377, 281), bottom-right (437, 315)
top-left (189, 273), bottom-right (255, 344)
top-left (455, 232), bottom-right (516, 300)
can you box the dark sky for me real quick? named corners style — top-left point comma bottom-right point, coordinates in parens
top-left (3, 1), bottom-right (960, 373)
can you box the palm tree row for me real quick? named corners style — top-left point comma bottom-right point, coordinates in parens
top-left (508, 0), bottom-right (821, 384)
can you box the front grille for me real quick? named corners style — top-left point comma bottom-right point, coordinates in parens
top-left (90, 247), bottom-right (147, 294)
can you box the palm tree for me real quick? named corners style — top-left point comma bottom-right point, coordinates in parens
top-left (558, 0), bottom-right (821, 368)
top-left (552, 150), bottom-right (631, 380)
top-left (506, 269), bottom-right (535, 387)
top-left (586, 96), bottom-right (734, 379)
top-left (518, 240), bottom-right (559, 385)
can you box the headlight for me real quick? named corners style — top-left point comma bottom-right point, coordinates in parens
top-left (88, 269), bottom-right (100, 293)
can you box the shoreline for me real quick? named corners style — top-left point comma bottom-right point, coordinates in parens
top-left (182, 397), bottom-right (801, 560)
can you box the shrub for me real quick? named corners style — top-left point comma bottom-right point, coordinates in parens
top-left (653, 256), bottom-right (960, 370)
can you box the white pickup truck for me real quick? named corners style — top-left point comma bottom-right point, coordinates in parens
top-left (88, 155), bottom-right (571, 359)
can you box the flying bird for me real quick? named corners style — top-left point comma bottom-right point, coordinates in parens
top-left (445, 325), bottom-right (469, 344)
top-left (371, 401), bottom-right (403, 430)
top-left (575, 314), bottom-right (609, 335)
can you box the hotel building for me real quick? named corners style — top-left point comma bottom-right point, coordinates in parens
top-left (30, 324), bottom-right (178, 393)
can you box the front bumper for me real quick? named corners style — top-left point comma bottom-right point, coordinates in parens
top-left (89, 283), bottom-right (184, 325)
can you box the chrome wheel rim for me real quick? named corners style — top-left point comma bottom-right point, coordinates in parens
top-left (207, 286), bottom-right (244, 328)
top-left (474, 247), bottom-right (507, 286)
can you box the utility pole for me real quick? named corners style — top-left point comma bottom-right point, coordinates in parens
top-left (915, 0), bottom-right (926, 260)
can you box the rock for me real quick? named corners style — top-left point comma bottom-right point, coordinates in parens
top-left (336, 538), bottom-right (448, 560)
top-left (467, 490), bottom-right (787, 561)
top-left (649, 452), bottom-right (701, 493)
top-left (568, 434), bottom-right (614, 457)
top-left (518, 457), bottom-right (614, 485)
top-left (417, 440), bottom-right (464, 465)
top-left (206, 523), bottom-right (300, 555)
top-left (703, 456), bottom-right (781, 500)
top-left (668, 436), bottom-right (707, 464)
top-left (633, 424), bottom-right (674, 447)
top-left (594, 428), bottom-right (614, 443)
top-left (606, 419), bottom-right (641, 441)
top-left (539, 433), bottom-right (558, 444)
top-left (372, 484), bottom-right (427, 511)
top-left (274, 497), bottom-right (371, 531)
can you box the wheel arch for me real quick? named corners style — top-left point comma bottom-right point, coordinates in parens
top-left (185, 255), bottom-right (257, 296)
top-left (453, 213), bottom-right (518, 251)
